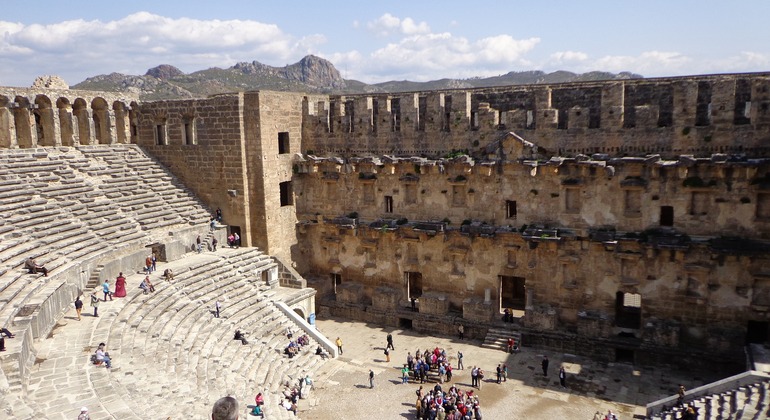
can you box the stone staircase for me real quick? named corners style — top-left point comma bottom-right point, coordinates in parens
top-left (482, 327), bottom-right (521, 352)
top-left (648, 371), bottom-right (770, 419)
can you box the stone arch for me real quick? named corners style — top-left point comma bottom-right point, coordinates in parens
top-left (34, 95), bottom-right (56, 146)
top-left (13, 96), bottom-right (34, 148)
top-left (0, 95), bottom-right (12, 148)
top-left (56, 97), bottom-right (75, 146)
top-left (293, 307), bottom-right (306, 320)
top-left (73, 98), bottom-right (91, 145)
top-left (113, 101), bottom-right (130, 144)
top-left (91, 97), bottom-right (111, 144)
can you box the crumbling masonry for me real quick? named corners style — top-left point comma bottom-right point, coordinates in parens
top-left (3, 72), bottom-right (770, 369)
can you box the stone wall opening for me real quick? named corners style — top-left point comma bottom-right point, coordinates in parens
top-left (500, 275), bottom-right (525, 311)
top-left (384, 195), bottom-right (393, 213)
top-left (660, 205), bottom-right (674, 226)
top-left (615, 291), bottom-right (641, 329)
top-left (405, 271), bottom-right (423, 300)
top-left (331, 273), bottom-right (341, 294)
top-left (746, 320), bottom-right (768, 344)
top-left (280, 181), bottom-right (293, 207)
top-left (278, 131), bottom-right (290, 154)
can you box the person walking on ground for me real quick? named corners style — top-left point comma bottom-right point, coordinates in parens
top-left (386, 333), bottom-right (395, 350)
top-left (102, 280), bottom-right (113, 301)
top-left (458, 324), bottom-right (464, 340)
top-left (336, 337), bottom-right (343, 354)
top-left (369, 369), bottom-right (375, 388)
top-left (214, 300), bottom-right (221, 318)
top-left (471, 366), bottom-right (478, 387)
top-left (542, 355), bottom-right (549, 376)
top-left (496, 364), bottom-right (502, 384)
top-left (151, 253), bottom-right (157, 272)
top-left (502, 363), bottom-right (508, 382)
top-left (196, 235), bottom-right (202, 254)
top-left (384, 346), bottom-right (390, 363)
top-left (457, 350), bottom-right (464, 370)
top-left (401, 364), bottom-right (409, 384)
top-left (90, 292), bottom-right (100, 317)
top-left (74, 296), bottom-right (83, 321)
top-left (477, 368), bottom-right (484, 389)
top-left (559, 366), bottom-right (567, 388)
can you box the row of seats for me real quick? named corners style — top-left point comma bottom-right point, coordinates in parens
top-left (86, 248), bottom-right (323, 418)
top-left (653, 379), bottom-right (770, 419)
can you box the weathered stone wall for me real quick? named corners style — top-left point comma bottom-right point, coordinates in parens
top-left (294, 157), bottom-right (770, 239)
top-left (296, 220), bottom-right (767, 359)
top-left (301, 73), bottom-right (770, 158)
top-left (133, 94), bottom-right (255, 245)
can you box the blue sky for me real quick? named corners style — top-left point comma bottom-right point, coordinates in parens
top-left (1, 1), bottom-right (768, 87)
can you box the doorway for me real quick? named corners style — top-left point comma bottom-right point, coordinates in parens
top-left (500, 276), bottom-right (526, 311)
top-left (405, 272), bottom-right (423, 300)
top-left (660, 206), bottom-right (674, 226)
top-left (746, 321), bottom-right (769, 344)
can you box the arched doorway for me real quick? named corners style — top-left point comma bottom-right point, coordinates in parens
top-left (293, 307), bottom-right (306, 321)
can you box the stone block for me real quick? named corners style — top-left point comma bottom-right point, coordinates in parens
top-left (418, 291), bottom-right (449, 316)
top-left (336, 282), bottom-right (365, 305)
top-left (462, 297), bottom-right (493, 322)
top-left (371, 286), bottom-right (400, 311)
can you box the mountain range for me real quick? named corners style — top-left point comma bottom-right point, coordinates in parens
top-left (71, 55), bottom-right (642, 100)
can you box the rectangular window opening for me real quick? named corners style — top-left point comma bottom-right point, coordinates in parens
top-left (506, 200), bottom-right (517, 219)
top-left (384, 195), bottom-right (393, 213)
top-left (660, 205), bottom-right (674, 226)
top-left (279, 181), bottom-right (293, 206)
top-left (331, 273), bottom-right (342, 294)
top-left (155, 123), bottom-right (166, 145)
top-left (278, 132), bottom-right (290, 154)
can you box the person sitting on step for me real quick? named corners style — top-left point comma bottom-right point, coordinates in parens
top-left (24, 257), bottom-right (48, 276)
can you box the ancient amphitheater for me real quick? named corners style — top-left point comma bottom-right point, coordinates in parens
top-left (0, 73), bottom-right (770, 419)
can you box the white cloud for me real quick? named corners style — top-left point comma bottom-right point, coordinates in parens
top-left (591, 51), bottom-right (691, 75)
top-left (0, 12), bottom-right (319, 86)
top-left (550, 51), bottom-right (589, 64)
top-left (343, 32), bottom-right (539, 82)
top-left (366, 13), bottom-right (430, 37)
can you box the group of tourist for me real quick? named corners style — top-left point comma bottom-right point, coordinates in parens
top-left (415, 383), bottom-right (483, 420)
top-left (284, 332), bottom-right (312, 358)
top-left (24, 256), bottom-right (48, 276)
top-left (407, 346), bottom-right (456, 385)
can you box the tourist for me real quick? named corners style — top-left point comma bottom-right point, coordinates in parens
top-left (233, 232), bottom-right (240, 247)
top-left (677, 384), bottom-right (686, 407)
top-left (144, 276), bottom-right (156, 293)
top-left (139, 277), bottom-right (150, 294)
top-left (211, 396), bottom-right (238, 420)
top-left (477, 367), bottom-right (484, 389)
top-left (210, 217), bottom-right (217, 232)
top-left (471, 366), bottom-right (478, 387)
top-left (368, 369), bottom-right (374, 388)
top-left (386, 332), bottom-right (395, 350)
top-left (457, 324), bottom-right (464, 340)
top-left (559, 366), bottom-right (567, 388)
top-left (77, 407), bottom-right (90, 420)
top-left (227, 233), bottom-right (235, 248)
top-left (95, 342), bottom-right (111, 368)
top-left (163, 268), bottom-right (174, 281)
top-left (502, 364), bottom-right (508, 382)
top-left (542, 355), bottom-right (549, 376)
top-left (151, 253), bottom-right (157, 272)
top-left (496, 364), bottom-right (502, 384)
top-left (214, 300), bottom-right (221, 318)
top-left (457, 350), bottom-right (464, 370)
top-left (401, 364), bottom-right (409, 384)
top-left (25, 257), bottom-right (48, 276)
top-left (384, 346), bottom-right (390, 363)
top-left (74, 295), bottom-right (83, 321)
top-left (114, 273), bottom-right (127, 298)
top-left (0, 335), bottom-right (5, 351)
top-left (212, 237), bottom-right (218, 251)
top-left (335, 336), bottom-right (343, 354)
top-left (102, 279), bottom-right (113, 301)
top-left (90, 292), bottom-right (99, 317)
top-left (503, 307), bottom-right (512, 323)
top-left (507, 337), bottom-right (515, 353)
top-left (197, 235), bottom-right (202, 253)
top-left (144, 254), bottom-right (153, 275)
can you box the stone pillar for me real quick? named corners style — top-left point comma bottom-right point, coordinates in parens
top-left (51, 108), bottom-right (62, 146)
top-left (601, 82), bottom-right (624, 129)
top-left (711, 79), bottom-right (736, 127)
top-left (85, 109), bottom-right (96, 145)
top-left (673, 80), bottom-right (698, 128)
top-left (106, 110), bottom-right (117, 144)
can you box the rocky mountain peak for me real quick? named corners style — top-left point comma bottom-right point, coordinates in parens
top-left (145, 65), bottom-right (184, 80)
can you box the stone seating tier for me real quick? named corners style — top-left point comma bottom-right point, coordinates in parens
top-left (85, 249), bottom-right (322, 419)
